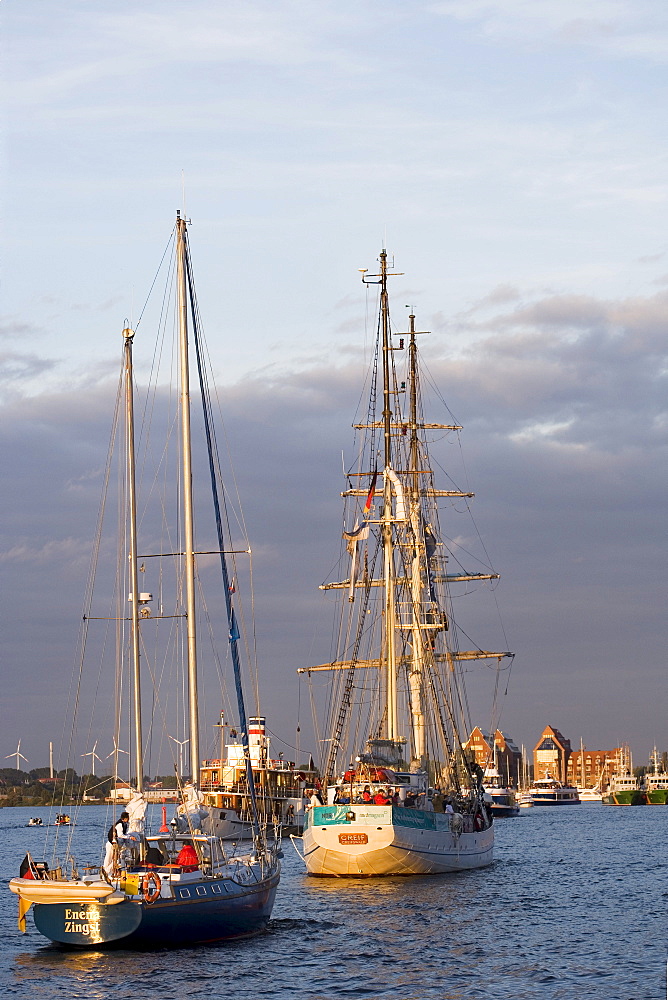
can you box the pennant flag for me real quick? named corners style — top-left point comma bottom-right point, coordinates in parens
top-left (229, 577), bottom-right (236, 594)
top-left (18, 897), bottom-right (32, 933)
top-left (364, 468), bottom-right (379, 511)
top-left (344, 520), bottom-right (369, 601)
top-left (342, 520), bottom-right (369, 554)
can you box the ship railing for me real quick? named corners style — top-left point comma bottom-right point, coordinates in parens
top-left (200, 780), bottom-right (305, 797)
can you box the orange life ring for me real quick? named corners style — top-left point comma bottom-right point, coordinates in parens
top-left (141, 870), bottom-right (162, 903)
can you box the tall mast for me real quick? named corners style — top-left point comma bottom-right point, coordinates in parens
top-left (407, 312), bottom-right (425, 763)
top-left (379, 250), bottom-right (398, 741)
top-left (123, 326), bottom-right (144, 793)
top-left (176, 211), bottom-right (200, 780)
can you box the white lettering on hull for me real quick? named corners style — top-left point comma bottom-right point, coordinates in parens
top-left (63, 908), bottom-right (100, 936)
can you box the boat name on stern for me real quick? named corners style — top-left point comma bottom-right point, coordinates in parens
top-left (63, 908), bottom-right (100, 937)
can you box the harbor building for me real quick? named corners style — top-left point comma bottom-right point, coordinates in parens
top-left (464, 728), bottom-right (523, 786)
top-left (533, 726), bottom-right (572, 783)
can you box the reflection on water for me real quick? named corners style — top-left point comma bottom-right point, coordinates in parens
top-left (1, 804), bottom-right (665, 999)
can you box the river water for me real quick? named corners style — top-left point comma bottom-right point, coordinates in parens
top-left (0, 803), bottom-right (663, 999)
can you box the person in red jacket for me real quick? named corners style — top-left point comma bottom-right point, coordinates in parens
top-left (175, 844), bottom-right (200, 872)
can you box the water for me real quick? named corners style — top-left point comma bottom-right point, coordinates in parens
top-left (0, 803), bottom-right (664, 999)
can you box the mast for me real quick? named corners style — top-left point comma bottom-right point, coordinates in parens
top-left (176, 211), bottom-right (200, 780)
top-left (123, 326), bottom-right (144, 793)
top-left (379, 250), bottom-right (398, 742)
top-left (187, 234), bottom-right (263, 842)
top-left (407, 312), bottom-right (425, 762)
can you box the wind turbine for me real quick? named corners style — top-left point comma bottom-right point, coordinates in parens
top-left (168, 735), bottom-right (190, 779)
top-left (82, 741), bottom-right (102, 777)
top-left (106, 739), bottom-right (130, 765)
top-left (5, 740), bottom-right (28, 771)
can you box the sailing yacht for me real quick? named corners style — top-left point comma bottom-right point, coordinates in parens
top-left (298, 250), bottom-right (513, 876)
top-left (576, 738), bottom-right (603, 802)
top-left (9, 214), bottom-right (280, 946)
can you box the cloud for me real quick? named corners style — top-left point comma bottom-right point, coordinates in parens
top-left (0, 351), bottom-right (57, 392)
top-left (427, 0), bottom-right (668, 63)
top-left (1, 277), bottom-right (665, 765)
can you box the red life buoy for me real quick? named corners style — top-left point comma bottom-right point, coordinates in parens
top-left (142, 870), bottom-right (162, 903)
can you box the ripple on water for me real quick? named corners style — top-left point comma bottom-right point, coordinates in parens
top-left (0, 805), bottom-right (666, 999)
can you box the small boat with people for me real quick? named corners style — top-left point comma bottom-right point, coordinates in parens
top-left (27, 818), bottom-right (43, 827)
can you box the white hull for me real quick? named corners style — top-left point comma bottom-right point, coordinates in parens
top-left (206, 809), bottom-right (301, 840)
top-left (302, 806), bottom-right (493, 876)
top-left (205, 812), bottom-right (255, 840)
top-left (577, 788), bottom-right (603, 803)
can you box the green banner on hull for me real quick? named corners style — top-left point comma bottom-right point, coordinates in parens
top-left (308, 805), bottom-right (447, 831)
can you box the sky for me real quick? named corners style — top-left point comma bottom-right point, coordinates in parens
top-left (1, 1), bottom-right (666, 777)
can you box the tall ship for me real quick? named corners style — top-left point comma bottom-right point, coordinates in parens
top-left (297, 250), bottom-right (513, 876)
top-left (9, 214), bottom-right (280, 946)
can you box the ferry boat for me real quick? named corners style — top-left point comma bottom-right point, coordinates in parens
top-left (200, 716), bottom-right (318, 837)
top-left (483, 768), bottom-right (520, 817)
top-left (529, 777), bottom-right (580, 805)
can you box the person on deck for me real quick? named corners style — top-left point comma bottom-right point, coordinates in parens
top-left (374, 789), bottom-right (391, 805)
top-left (362, 786), bottom-right (372, 803)
top-left (102, 811), bottom-right (130, 874)
top-left (175, 844), bottom-right (200, 872)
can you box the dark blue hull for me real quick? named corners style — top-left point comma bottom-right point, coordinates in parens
top-left (32, 872), bottom-right (279, 948)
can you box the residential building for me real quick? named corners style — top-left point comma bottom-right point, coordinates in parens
top-left (566, 747), bottom-right (619, 788)
top-left (533, 726), bottom-right (572, 783)
top-left (464, 727), bottom-right (523, 786)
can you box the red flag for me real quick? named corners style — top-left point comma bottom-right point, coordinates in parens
top-left (364, 468), bottom-right (378, 511)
